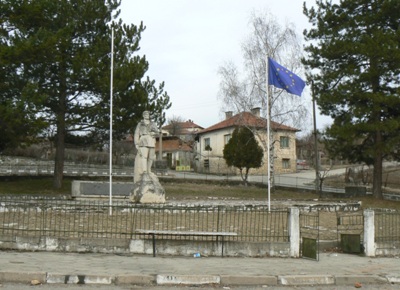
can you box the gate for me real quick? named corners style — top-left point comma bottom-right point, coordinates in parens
top-left (300, 210), bottom-right (319, 261)
top-left (336, 211), bottom-right (364, 254)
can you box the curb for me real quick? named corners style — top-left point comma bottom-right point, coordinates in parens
top-left (1, 272), bottom-right (399, 286)
top-left (335, 275), bottom-right (388, 285)
top-left (46, 273), bottom-right (113, 285)
top-left (115, 274), bottom-right (155, 285)
top-left (220, 275), bottom-right (277, 286)
top-left (387, 276), bottom-right (400, 284)
top-left (0, 272), bottom-right (46, 284)
top-left (279, 275), bottom-right (335, 286)
top-left (156, 274), bottom-right (220, 285)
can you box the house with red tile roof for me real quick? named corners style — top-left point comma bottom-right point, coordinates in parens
top-left (194, 108), bottom-right (299, 175)
top-left (154, 136), bottom-right (193, 170)
top-left (155, 120), bottom-right (204, 170)
top-left (162, 119), bottom-right (203, 140)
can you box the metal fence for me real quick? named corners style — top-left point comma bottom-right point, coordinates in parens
top-left (0, 162), bottom-right (133, 177)
top-left (374, 209), bottom-right (400, 244)
top-left (0, 196), bottom-right (289, 243)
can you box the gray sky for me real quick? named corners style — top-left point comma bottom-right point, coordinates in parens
top-left (119, 0), bottom-right (332, 131)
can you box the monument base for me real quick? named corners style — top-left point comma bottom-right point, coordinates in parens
top-left (130, 172), bottom-right (166, 204)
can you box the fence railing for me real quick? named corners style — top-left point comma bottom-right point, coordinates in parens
top-left (0, 163), bottom-right (133, 177)
top-left (374, 209), bottom-right (400, 244)
top-left (0, 196), bottom-right (289, 243)
top-left (2, 163), bottom-right (399, 198)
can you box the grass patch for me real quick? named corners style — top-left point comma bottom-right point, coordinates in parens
top-left (0, 176), bottom-right (71, 195)
top-left (0, 176), bottom-right (399, 210)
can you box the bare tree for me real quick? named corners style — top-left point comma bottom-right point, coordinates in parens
top-left (218, 9), bottom-right (309, 130)
top-left (166, 115), bottom-right (186, 136)
top-left (297, 132), bottom-right (316, 167)
top-left (218, 10), bottom-right (310, 189)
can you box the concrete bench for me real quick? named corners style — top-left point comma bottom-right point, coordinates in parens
top-left (134, 229), bottom-right (237, 257)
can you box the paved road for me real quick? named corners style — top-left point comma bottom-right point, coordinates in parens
top-left (0, 251), bottom-right (399, 288)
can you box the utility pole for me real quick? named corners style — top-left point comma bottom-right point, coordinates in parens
top-left (312, 81), bottom-right (320, 196)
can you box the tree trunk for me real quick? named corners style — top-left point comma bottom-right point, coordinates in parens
top-left (372, 131), bottom-right (383, 199)
top-left (244, 168), bottom-right (250, 186)
top-left (239, 168), bottom-right (248, 186)
top-left (53, 72), bottom-right (67, 189)
top-left (53, 112), bottom-right (66, 189)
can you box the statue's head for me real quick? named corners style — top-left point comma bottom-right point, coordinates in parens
top-left (143, 111), bottom-right (150, 124)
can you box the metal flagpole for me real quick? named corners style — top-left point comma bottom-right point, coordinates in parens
top-left (266, 55), bottom-right (271, 212)
top-left (265, 57), bottom-right (305, 211)
top-left (109, 28), bottom-right (114, 216)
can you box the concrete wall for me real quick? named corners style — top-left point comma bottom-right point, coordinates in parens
top-left (0, 235), bottom-right (131, 254)
top-left (363, 209), bottom-right (400, 257)
top-left (71, 180), bottom-right (132, 198)
top-left (0, 234), bottom-right (290, 257)
top-left (130, 239), bottom-right (290, 257)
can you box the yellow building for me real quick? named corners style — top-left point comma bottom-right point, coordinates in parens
top-left (195, 108), bottom-right (299, 175)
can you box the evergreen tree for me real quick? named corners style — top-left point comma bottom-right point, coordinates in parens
top-left (223, 127), bottom-right (264, 185)
top-left (303, 0), bottom-right (400, 199)
top-left (0, 0), bottom-right (171, 188)
top-left (0, 101), bottom-right (45, 152)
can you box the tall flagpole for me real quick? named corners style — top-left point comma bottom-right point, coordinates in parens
top-left (109, 28), bottom-right (114, 215)
top-left (266, 56), bottom-right (271, 212)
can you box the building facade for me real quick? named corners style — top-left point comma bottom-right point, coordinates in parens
top-left (195, 108), bottom-right (299, 175)
top-left (156, 120), bottom-right (204, 170)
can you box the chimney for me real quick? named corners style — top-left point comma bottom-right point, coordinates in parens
top-left (251, 107), bottom-right (261, 117)
top-left (225, 111), bottom-right (233, 119)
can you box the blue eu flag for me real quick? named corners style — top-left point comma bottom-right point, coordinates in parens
top-left (268, 57), bottom-right (305, 97)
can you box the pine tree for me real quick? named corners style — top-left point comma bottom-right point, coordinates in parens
top-left (303, 0), bottom-right (400, 199)
top-left (223, 127), bottom-right (264, 185)
top-left (0, 0), bottom-right (171, 188)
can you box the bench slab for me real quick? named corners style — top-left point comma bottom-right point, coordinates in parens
top-left (134, 230), bottom-right (237, 236)
top-left (134, 229), bottom-right (237, 257)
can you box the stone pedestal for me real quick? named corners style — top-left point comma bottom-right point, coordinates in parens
top-left (130, 172), bottom-right (166, 203)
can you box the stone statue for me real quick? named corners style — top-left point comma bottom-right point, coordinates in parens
top-left (130, 111), bottom-right (165, 203)
top-left (133, 111), bottom-right (159, 183)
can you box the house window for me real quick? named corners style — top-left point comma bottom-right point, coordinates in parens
top-left (282, 158), bottom-right (290, 169)
top-left (224, 134), bottom-right (231, 145)
top-left (280, 136), bottom-right (289, 148)
top-left (204, 138), bottom-right (211, 150)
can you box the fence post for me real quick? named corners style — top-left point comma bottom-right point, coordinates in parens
top-left (363, 209), bottom-right (375, 257)
top-left (289, 207), bottom-right (300, 258)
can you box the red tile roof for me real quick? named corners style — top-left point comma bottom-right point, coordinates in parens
top-left (162, 120), bottom-right (204, 131)
top-left (199, 112), bottom-right (299, 134)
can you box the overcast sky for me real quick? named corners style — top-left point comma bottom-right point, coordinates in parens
top-left (119, 0), bottom-right (332, 132)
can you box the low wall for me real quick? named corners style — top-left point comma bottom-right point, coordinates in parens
top-left (0, 234), bottom-right (290, 257)
top-left (130, 239), bottom-right (290, 257)
top-left (376, 242), bottom-right (400, 256)
top-left (383, 193), bottom-right (400, 201)
top-left (2, 234), bottom-right (398, 257)
top-left (71, 180), bottom-right (132, 198)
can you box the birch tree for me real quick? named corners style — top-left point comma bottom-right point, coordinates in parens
top-left (218, 10), bottom-right (309, 130)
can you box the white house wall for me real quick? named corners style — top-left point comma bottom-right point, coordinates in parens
top-left (196, 128), bottom-right (297, 175)
top-left (272, 130), bottom-right (297, 173)
top-left (197, 128), bottom-right (234, 174)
